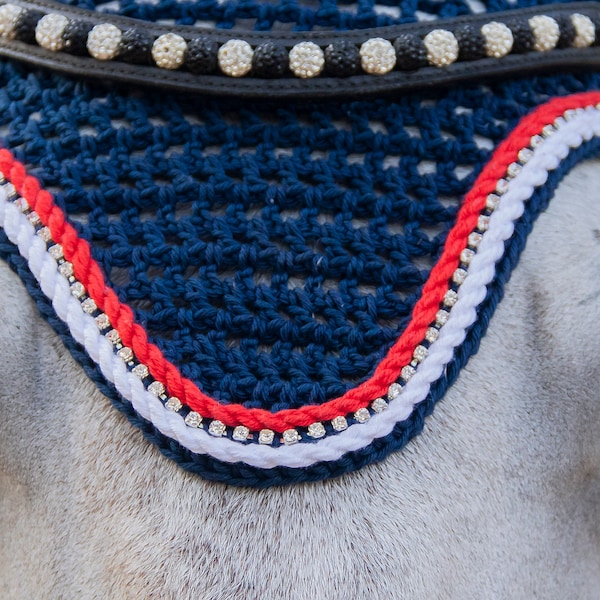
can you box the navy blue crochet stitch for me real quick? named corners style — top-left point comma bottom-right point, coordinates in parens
top-left (54, 0), bottom-right (589, 30)
top-left (2, 130), bottom-right (598, 487)
top-left (0, 63), bottom-right (499, 411)
top-left (1, 59), bottom-right (598, 413)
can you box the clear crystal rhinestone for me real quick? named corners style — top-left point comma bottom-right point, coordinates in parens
top-left (495, 178), bottom-right (509, 194)
top-left (359, 37), bottom-right (396, 75)
top-left (401, 365), bottom-right (416, 381)
top-left (15, 197), bottom-right (29, 212)
top-left (443, 289), bottom-right (458, 307)
top-left (413, 345), bottom-right (429, 362)
top-left (541, 124), bottom-right (555, 138)
top-left (307, 422), bottom-right (326, 438)
top-left (148, 381), bottom-right (165, 397)
top-left (529, 15), bottom-right (560, 52)
top-left (87, 23), bottom-right (122, 60)
top-left (258, 429), bottom-right (275, 444)
top-left (387, 382), bottom-right (403, 400)
top-left (436, 309), bottom-right (450, 326)
top-left (152, 33), bottom-right (187, 70)
top-left (468, 232), bottom-right (483, 248)
top-left (81, 298), bottom-right (97, 314)
top-left (507, 162), bottom-right (522, 178)
top-left (27, 211), bottom-right (41, 226)
top-left (453, 268), bottom-right (467, 284)
top-left (184, 411), bottom-right (202, 427)
top-left (35, 13), bottom-right (69, 52)
top-left (105, 329), bottom-right (121, 345)
top-left (424, 29), bottom-right (459, 67)
top-left (0, 4), bottom-right (22, 39)
top-left (518, 148), bottom-right (534, 163)
top-left (486, 193), bottom-right (500, 210)
top-left (331, 416), bottom-right (348, 431)
top-left (282, 428), bottom-right (301, 445)
top-left (530, 134), bottom-right (544, 148)
top-left (209, 420), bottom-right (226, 437)
top-left (354, 408), bottom-right (370, 423)
top-left (232, 425), bottom-right (250, 441)
top-left (117, 346), bottom-right (134, 362)
top-left (165, 396), bottom-right (182, 412)
top-left (563, 109), bottom-right (578, 121)
top-left (95, 313), bottom-right (110, 330)
top-left (218, 39), bottom-right (254, 77)
top-left (371, 397), bottom-right (388, 413)
top-left (2, 182), bottom-right (16, 199)
top-left (460, 248), bottom-right (475, 265)
top-left (425, 326), bottom-right (439, 343)
top-left (38, 226), bottom-right (52, 242)
top-left (477, 215), bottom-right (490, 232)
top-left (59, 261), bottom-right (74, 277)
top-left (70, 281), bottom-right (85, 299)
top-left (289, 41), bottom-right (324, 78)
top-left (132, 364), bottom-right (149, 379)
top-left (481, 21), bottom-right (513, 58)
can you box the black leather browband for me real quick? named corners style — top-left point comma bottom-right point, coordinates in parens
top-left (0, 0), bottom-right (598, 98)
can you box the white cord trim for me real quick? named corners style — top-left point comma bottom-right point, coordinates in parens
top-left (1, 106), bottom-right (599, 469)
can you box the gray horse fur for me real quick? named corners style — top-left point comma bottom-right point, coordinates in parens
top-left (0, 160), bottom-right (599, 599)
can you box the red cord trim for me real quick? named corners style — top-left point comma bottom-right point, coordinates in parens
top-left (3, 91), bottom-right (599, 431)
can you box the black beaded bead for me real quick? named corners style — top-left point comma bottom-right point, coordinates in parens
top-left (393, 34), bottom-right (427, 70)
top-left (185, 37), bottom-right (219, 74)
top-left (556, 15), bottom-right (575, 48)
top-left (509, 19), bottom-right (534, 53)
top-left (323, 41), bottom-right (360, 77)
top-left (455, 25), bottom-right (485, 61)
top-left (593, 16), bottom-right (600, 46)
top-left (252, 42), bottom-right (289, 78)
top-left (63, 20), bottom-right (93, 56)
top-left (119, 28), bottom-right (152, 65)
top-left (13, 9), bottom-right (44, 44)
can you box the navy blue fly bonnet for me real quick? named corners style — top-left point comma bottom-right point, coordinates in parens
top-left (0, 0), bottom-right (599, 487)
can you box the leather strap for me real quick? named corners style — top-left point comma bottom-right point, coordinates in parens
top-left (0, 0), bottom-right (599, 99)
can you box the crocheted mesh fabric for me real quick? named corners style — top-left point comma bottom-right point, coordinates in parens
top-left (1, 56), bottom-right (597, 411)
top-left (57, 0), bottom-right (582, 30)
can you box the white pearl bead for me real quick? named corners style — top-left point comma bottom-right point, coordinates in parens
top-left (35, 13), bottom-right (69, 52)
top-left (481, 21), bottom-right (514, 58)
top-left (152, 33), bottom-right (187, 70)
top-left (423, 29), bottom-right (459, 67)
top-left (218, 39), bottom-right (254, 77)
top-left (359, 37), bottom-right (396, 75)
top-left (0, 4), bottom-right (22, 40)
top-left (571, 13), bottom-right (595, 48)
top-left (87, 23), bottom-right (122, 60)
top-left (289, 41), bottom-right (324, 78)
top-left (528, 15), bottom-right (560, 52)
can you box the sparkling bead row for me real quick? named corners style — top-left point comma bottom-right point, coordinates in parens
top-left (0, 4), bottom-right (597, 79)
top-left (1, 107), bottom-right (584, 445)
